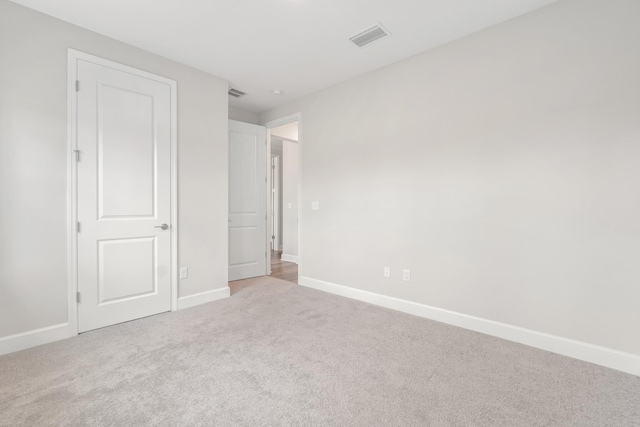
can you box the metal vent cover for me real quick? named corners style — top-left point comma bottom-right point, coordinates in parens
top-left (350, 24), bottom-right (390, 48)
top-left (228, 88), bottom-right (246, 98)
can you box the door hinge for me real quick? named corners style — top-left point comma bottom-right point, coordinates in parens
top-left (76, 292), bottom-right (81, 303)
top-left (76, 221), bottom-right (81, 233)
top-left (73, 149), bottom-right (80, 162)
top-left (75, 80), bottom-right (80, 92)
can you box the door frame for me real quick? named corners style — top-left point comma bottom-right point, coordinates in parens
top-left (262, 113), bottom-right (301, 277)
top-left (66, 49), bottom-right (178, 336)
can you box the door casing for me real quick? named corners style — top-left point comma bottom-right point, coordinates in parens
top-left (67, 49), bottom-right (178, 336)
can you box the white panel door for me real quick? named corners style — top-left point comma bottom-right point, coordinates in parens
top-left (229, 120), bottom-right (267, 281)
top-left (76, 59), bottom-right (173, 333)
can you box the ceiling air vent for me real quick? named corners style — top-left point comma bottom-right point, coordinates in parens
top-left (228, 88), bottom-right (246, 98)
top-left (350, 24), bottom-right (390, 48)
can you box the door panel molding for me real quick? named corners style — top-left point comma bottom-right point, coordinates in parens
top-left (67, 49), bottom-right (178, 336)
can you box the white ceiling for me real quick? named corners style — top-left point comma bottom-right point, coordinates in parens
top-left (10, 0), bottom-right (559, 113)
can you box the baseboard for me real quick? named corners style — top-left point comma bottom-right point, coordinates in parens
top-left (281, 254), bottom-right (298, 264)
top-left (299, 276), bottom-right (640, 377)
top-left (0, 288), bottom-right (232, 356)
top-left (177, 287), bottom-right (230, 310)
top-left (0, 323), bottom-right (72, 356)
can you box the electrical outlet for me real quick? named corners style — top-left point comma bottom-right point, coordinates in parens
top-left (384, 267), bottom-right (390, 278)
top-left (402, 269), bottom-right (411, 282)
top-left (311, 201), bottom-right (320, 210)
top-left (180, 267), bottom-right (188, 279)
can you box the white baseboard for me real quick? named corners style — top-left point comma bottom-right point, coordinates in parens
top-left (0, 288), bottom-right (231, 356)
top-left (177, 287), bottom-right (230, 310)
top-left (281, 254), bottom-right (298, 264)
top-left (299, 276), bottom-right (640, 376)
top-left (0, 323), bottom-right (72, 356)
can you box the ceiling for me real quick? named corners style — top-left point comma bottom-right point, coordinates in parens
top-left (10, 0), bottom-right (559, 113)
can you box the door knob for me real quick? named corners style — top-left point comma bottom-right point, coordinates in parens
top-left (154, 224), bottom-right (169, 230)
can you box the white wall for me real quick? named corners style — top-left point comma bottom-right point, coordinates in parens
top-left (260, 0), bottom-right (640, 361)
top-left (0, 0), bottom-right (229, 340)
top-left (229, 106), bottom-right (259, 124)
top-left (271, 122), bottom-right (299, 142)
top-left (282, 140), bottom-right (299, 259)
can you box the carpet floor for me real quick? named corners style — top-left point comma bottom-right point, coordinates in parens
top-left (1, 276), bottom-right (639, 426)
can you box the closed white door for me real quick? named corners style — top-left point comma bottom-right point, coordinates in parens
top-left (76, 58), bottom-right (173, 333)
top-left (229, 120), bottom-right (267, 281)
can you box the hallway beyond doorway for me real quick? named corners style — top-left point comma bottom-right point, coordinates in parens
top-left (270, 251), bottom-right (297, 283)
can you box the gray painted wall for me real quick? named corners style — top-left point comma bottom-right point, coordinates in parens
top-left (0, 0), bottom-right (229, 338)
top-left (260, 0), bottom-right (640, 357)
top-left (229, 106), bottom-right (259, 124)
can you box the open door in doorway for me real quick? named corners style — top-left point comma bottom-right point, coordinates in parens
top-left (228, 120), bottom-right (267, 281)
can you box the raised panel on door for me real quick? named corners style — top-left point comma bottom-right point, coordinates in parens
top-left (229, 226), bottom-right (259, 266)
top-left (76, 57), bottom-right (173, 333)
top-left (98, 84), bottom-right (156, 219)
top-left (228, 120), bottom-right (267, 281)
top-left (229, 131), bottom-right (258, 214)
top-left (98, 237), bottom-right (157, 304)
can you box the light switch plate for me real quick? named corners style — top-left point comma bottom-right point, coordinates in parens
top-left (311, 201), bottom-right (319, 210)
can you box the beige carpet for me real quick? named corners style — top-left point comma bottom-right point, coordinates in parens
top-left (1, 276), bottom-right (639, 426)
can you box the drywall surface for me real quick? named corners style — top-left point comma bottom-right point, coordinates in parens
top-left (0, 0), bottom-right (228, 338)
top-left (260, 0), bottom-right (640, 356)
top-left (282, 141), bottom-right (299, 258)
top-left (229, 106), bottom-right (259, 124)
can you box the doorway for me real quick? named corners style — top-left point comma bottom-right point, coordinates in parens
top-left (265, 117), bottom-right (300, 284)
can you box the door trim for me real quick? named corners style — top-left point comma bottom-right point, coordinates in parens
top-left (67, 49), bottom-right (178, 336)
top-left (262, 113), bottom-right (302, 279)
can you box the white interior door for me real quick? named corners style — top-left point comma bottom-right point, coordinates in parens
top-left (229, 120), bottom-right (267, 281)
top-left (76, 57), bottom-right (174, 333)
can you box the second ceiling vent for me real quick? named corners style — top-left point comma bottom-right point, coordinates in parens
top-left (228, 88), bottom-right (246, 98)
top-left (350, 24), bottom-right (390, 48)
